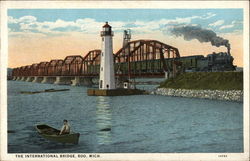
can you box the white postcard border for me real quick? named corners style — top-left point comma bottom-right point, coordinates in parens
top-left (1, 1), bottom-right (249, 161)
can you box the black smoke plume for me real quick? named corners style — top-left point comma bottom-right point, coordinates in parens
top-left (170, 25), bottom-right (231, 54)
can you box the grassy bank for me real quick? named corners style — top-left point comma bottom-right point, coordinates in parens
top-left (159, 72), bottom-right (243, 90)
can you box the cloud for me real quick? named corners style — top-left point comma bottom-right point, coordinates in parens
top-left (8, 16), bottom-right (18, 24)
top-left (231, 29), bottom-right (243, 34)
top-left (208, 20), bottom-right (224, 27)
top-left (219, 20), bottom-right (243, 30)
top-left (7, 12), bottom-right (221, 36)
top-left (19, 16), bottom-right (37, 23)
top-left (232, 20), bottom-right (243, 25)
top-left (203, 12), bottom-right (216, 19)
top-left (219, 24), bottom-right (234, 30)
top-left (219, 20), bottom-right (242, 30)
top-left (8, 15), bottom-right (37, 24)
top-left (9, 16), bottom-right (104, 35)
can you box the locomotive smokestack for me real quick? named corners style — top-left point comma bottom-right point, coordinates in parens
top-left (226, 43), bottom-right (231, 56)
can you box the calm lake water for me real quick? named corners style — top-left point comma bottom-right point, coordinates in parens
top-left (7, 81), bottom-right (243, 153)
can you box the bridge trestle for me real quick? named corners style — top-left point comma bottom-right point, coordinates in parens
top-left (12, 40), bottom-right (182, 84)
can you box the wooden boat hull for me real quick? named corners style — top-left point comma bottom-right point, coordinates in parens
top-left (36, 124), bottom-right (80, 144)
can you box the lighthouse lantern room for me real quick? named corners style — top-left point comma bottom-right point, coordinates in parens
top-left (99, 22), bottom-right (115, 90)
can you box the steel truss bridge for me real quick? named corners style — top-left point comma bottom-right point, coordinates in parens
top-left (12, 40), bottom-right (181, 79)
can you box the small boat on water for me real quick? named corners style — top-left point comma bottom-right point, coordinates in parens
top-left (44, 88), bottom-right (70, 92)
top-left (21, 88), bottom-right (70, 94)
top-left (35, 124), bottom-right (80, 144)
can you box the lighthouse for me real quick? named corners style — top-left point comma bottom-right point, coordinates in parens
top-left (87, 22), bottom-right (145, 96)
top-left (99, 22), bottom-right (115, 90)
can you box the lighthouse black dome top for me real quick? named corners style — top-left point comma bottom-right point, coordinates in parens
top-left (103, 22), bottom-right (111, 28)
top-left (101, 22), bottom-right (113, 36)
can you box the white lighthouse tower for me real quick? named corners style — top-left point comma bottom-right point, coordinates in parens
top-left (99, 22), bottom-right (115, 90)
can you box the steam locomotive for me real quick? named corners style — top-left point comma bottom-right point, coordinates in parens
top-left (180, 52), bottom-right (236, 72)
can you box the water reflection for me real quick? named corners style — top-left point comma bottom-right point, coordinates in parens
top-left (96, 96), bottom-right (112, 145)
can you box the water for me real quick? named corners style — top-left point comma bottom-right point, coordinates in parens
top-left (7, 81), bottom-right (243, 153)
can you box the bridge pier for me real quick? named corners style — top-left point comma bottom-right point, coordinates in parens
top-left (71, 77), bottom-right (81, 86)
top-left (26, 76), bottom-right (34, 82)
top-left (82, 77), bottom-right (93, 86)
top-left (71, 77), bottom-right (93, 86)
top-left (41, 76), bottom-right (56, 84)
top-left (164, 71), bottom-right (175, 79)
top-left (169, 72), bottom-right (174, 79)
top-left (165, 72), bottom-right (169, 79)
top-left (12, 76), bottom-right (17, 81)
top-left (20, 76), bottom-right (27, 81)
top-left (54, 76), bottom-right (73, 85)
top-left (15, 77), bottom-right (21, 81)
top-left (32, 76), bottom-right (43, 83)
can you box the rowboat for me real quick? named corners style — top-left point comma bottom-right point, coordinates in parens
top-left (35, 124), bottom-right (80, 144)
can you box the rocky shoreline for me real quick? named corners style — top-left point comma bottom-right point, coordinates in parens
top-left (151, 88), bottom-right (243, 102)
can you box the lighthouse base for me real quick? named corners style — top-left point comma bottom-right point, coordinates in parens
top-left (87, 88), bottom-right (147, 96)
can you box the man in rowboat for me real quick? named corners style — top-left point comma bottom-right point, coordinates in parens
top-left (59, 120), bottom-right (71, 135)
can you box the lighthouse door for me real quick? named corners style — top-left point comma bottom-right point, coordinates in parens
top-left (100, 80), bottom-right (103, 88)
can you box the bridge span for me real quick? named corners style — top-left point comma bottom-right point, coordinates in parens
top-left (12, 39), bottom-right (182, 86)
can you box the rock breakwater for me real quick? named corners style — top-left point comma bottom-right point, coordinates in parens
top-left (151, 88), bottom-right (243, 102)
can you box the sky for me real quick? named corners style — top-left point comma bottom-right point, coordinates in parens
top-left (8, 9), bottom-right (243, 68)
